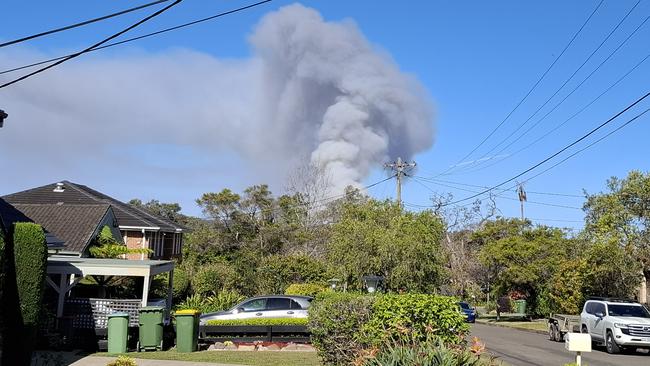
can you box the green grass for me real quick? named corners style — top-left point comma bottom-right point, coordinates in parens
top-left (96, 351), bottom-right (321, 366)
top-left (476, 318), bottom-right (548, 332)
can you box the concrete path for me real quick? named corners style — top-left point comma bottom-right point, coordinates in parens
top-left (70, 356), bottom-right (245, 366)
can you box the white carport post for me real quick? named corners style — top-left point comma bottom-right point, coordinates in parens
top-left (57, 274), bottom-right (68, 318)
top-left (142, 272), bottom-right (151, 307)
top-left (167, 269), bottom-right (174, 310)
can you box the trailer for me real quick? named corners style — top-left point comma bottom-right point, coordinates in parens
top-left (548, 314), bottom-right (581, 342)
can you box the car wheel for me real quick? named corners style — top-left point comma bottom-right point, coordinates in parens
top-left (606, 330), bottom-right (620, 354)
top-left (549, 323), bottom-right (557, 341)
top-left (581, 324), bottom-right (588, 334)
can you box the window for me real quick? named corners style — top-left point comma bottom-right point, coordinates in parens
top-left (240, 299), bottom-right (266, 312)
top-left (593, 303), bottom-right (606, 315)
top-left (290, 300), bottom-right (303, 309)
top-left (584, 302), bottom-right (593, 314)
top-left (267, 298), bottom-right (291, 310)
top-left (607, 304), bottom-right (650, 318)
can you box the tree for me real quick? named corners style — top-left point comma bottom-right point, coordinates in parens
top-left (475, 218), bottom-right (573, 315)
top-left (128, 198), bottom-right (186, 224)
top-left (584, 171), bottom-right (650, 302)
top-left (326, 199), bottom-right (446, 292)
top-left (429, 192), bottom-right (498, 299)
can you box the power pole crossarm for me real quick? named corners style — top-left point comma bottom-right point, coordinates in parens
top-left (385, 157), bottom-right (416, 208)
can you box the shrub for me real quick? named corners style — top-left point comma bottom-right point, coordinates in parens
top-left (256, 254), bottom-right (327, 294)
top-left (175, 290), bottom-right (245, 314)
top-left (308, 292), bottom-right (375, 365)
top-left (363, 294), bottom-right (469, 346)
top-left (106, 355), bottom-right (137, 366)
top-left (202, 290), bottom-right (245, 312)
top-left (205, 317), bottom-right (308, 326)
top-left (361, 338), bottom-right (498, 366)
top-left (172, 265), bottom-right (191, 300)
top-left (192, 261), bottom-right (238, 296)
top-left (13, 223), bottom-right (47, 363)
top-left (285, 283), bottom-right (329, 297)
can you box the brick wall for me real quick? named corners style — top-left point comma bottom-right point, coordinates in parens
top-left (123, 230), bottom-right (146, 260)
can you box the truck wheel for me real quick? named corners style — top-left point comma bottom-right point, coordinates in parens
top-left (549, 323), bottom-right (557, 341)
top-left (606, 330), bottom-right (620, 354)
top-left (581, 325), bottom-right (588, 334)
top-left (553, 326), bottom-right (562, 342)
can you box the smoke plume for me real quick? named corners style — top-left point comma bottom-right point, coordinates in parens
top-left (0, 4), bottom-right (434, 197)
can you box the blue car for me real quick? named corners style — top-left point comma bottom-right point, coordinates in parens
top-left (459, 301), bottom-right (477, 323)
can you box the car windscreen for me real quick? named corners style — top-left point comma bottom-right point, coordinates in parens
top-left (459, 302), bottom-right (470, 310)
top-left (607, 304), bottom-right (650, 318)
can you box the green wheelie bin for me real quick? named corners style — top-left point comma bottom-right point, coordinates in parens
top-left (107, 312), bottom-right (129, 354)
top-left (138, 306), bottom-right (165, 351)
top-left (174, 309), bottom-right (201, 353)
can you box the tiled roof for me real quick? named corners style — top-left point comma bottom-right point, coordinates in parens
top-left (10, 204), bottom-right (110, 254)
top-left (0, 198), bottom-right (66, 249)
top-left (3, 181), bottom-right (183, 232)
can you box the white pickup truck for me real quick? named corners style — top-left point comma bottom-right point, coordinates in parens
top-left (580, 298), bottom-right (650, 354)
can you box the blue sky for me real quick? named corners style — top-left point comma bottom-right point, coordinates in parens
top-left (1, 0), bottom-right (648, 228)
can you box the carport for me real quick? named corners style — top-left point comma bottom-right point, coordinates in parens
top-left (46, 257), bottom-right (174, 320)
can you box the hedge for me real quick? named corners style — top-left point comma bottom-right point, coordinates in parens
top-left (362, 294), bottom-right (469, 346)
top-left (308, 293), bottom-right (468, 366)
top-left (205, 317), bottom-right (308, 326)
top-left (308, 293), bottom-right (375, 365)
top-left (13, 222), bottom-right (47, 363)
top-left (285, 283), bottom-right (329, 297)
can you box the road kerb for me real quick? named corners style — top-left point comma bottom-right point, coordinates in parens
top-left (474, 319), bottom-right (548, 335)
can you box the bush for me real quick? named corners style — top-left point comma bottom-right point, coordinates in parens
top-left (172, 265), bottom-right (191, 300)
top-left (285, 283), bottom-right (329, 297)
top-left (256, 254), bottom-right (327, 295)
top-left (13, 222), bottom-right (47, 363)
top-left (363, 294), bottom-right (469, 346)
top-left (202, 290), bottom-right (245, 312)
top-left (205, 317), bottom-right (308, 326)
top-left (106, 355), bottom-right (137, 366)
top-left (361, 338), bottom-right (498, 366)
top-left (309, 293), bottom-right (375, 366)
top-left (192, 261), bottom-right (238, 296)
top-left (175, 290), bottom-right (245, 314)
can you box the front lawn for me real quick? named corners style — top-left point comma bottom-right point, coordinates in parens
top-left (97, 350), bottom-right (321, 366)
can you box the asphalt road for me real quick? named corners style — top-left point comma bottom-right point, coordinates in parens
top-left (471, 323), bottom-right (650, 366)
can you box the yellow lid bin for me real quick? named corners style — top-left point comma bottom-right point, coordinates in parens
top-left (174, 309), bottom-right (201, 353)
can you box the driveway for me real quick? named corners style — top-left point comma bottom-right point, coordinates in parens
top-left (472, 323), bottom-right (649, 366)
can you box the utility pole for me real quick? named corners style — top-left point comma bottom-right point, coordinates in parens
top-left (384, 157), bottom-right (416, 208)
top-left (0, 109), bottom-right (7, 128)
top-left (517, 182), bottom-right (527, 220)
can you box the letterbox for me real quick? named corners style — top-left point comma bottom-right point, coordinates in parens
top-left (565, 332), bottom-right (592, 352)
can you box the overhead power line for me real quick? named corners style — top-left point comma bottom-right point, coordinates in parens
top-left (435, 0), bottom-right (605, 177)
top-left (442, 91), bottom-right (650, 207)
top-left (409, 175), bottom-right (582, 210)
top-left (456, 48), bottom-right (650, 176)
top-left (415, 176), bottom-right (585, 197)
top-left (0, 0), bottom-right (171, 48)
top-left (455, 9), bottom-right (647, 174)
top-left (519, 107), bottom-right (650, 187)
top-left (0, 0), bottom-right (184, 89)
top-left (0, 0), bottom-right (274, 76)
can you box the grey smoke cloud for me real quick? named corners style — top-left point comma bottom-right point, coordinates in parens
top-left (0, 3), bottom-right (434, 197)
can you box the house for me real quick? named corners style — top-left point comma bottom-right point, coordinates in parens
top-left (3, 181), bottom-right (184, 260)
top-left (0, 197), bottom-right (66, 250)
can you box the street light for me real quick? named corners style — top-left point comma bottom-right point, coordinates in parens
top-left (362, 275), bottom-right (383, 293)
top-left (0, 109), bottom-right (7, 128)
top-left (327, 278), bottom-right (341, 290)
